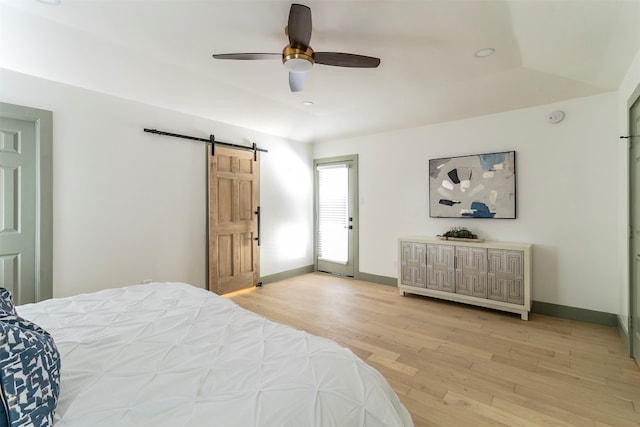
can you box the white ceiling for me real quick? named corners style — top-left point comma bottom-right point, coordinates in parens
top-left (1, 0), bottom-right (639, 143)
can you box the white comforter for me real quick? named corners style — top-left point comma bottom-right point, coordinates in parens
top-left (17, 282), bottom-right (413, 426)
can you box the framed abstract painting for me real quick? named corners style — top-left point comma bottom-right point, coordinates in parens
top-left (429, 151), bottom-right (516, 219)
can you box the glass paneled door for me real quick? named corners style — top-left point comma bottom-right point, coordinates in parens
top-left (314, 155), bottom-right (358, 277)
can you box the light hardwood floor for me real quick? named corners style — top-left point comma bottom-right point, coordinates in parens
top-left (227, 273), bottom-right (640, 427)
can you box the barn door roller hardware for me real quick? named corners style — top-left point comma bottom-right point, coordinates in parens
top-left (143, 128), bottom-right (267, 159)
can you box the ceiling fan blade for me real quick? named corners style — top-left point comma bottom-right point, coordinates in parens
top-left (287, 4), bottom-right (312, 49)
top-left (212, 53), bottom-right (280, 60)
top-left (314, 52), bottom-right (381, 68)
top-left (289, 71), bottom-right (306, 92)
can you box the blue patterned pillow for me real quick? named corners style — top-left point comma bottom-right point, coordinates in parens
top-left (0, 288), bottom-right (61, 426)
top-left (0, 288), bottom-right (16, 315)
top-left (0, 287), bottom-right (14, 426)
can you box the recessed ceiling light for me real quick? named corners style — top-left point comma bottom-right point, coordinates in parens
top-left (301, 101), bottom-right (314, 106)
top-left (37, 0), bottom-right (61, 4)
top-left (474, 48), bottom-right (495, 58)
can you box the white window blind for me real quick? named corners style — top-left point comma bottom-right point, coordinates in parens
top-left (317, 164), bottom-right (349, 264)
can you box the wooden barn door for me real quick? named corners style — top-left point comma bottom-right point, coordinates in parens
top-left (208, 146), bottom-right (260, 294)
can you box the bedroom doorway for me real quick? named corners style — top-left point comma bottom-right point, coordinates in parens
top-left (208, 145), bottom-right (260, 294)
top-left (314, 155), bottom-right (358, 277)
top-left (630, 92), bottom-right (640, 366)
top-left (0, 102), bottom-right (53, 304)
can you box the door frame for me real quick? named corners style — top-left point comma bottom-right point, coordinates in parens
top-left (0, 102), bottom-right (53, 302)
top-left (628, 82), bottom-right (640, 363)
top-left (313, 154), bottom-right (359, 277)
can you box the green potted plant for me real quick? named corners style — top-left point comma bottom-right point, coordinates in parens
top-left (438, 226), bottom-right (481, 241)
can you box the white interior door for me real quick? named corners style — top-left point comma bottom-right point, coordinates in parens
top-left (315, 156), bottom-right (358, 277)
top-left (0, 116), bottom-right (36, 303)
top-left (0, 103), bottom-right (53, 305)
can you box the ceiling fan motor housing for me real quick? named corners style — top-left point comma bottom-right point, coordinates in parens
top-left (283, 45), bottom-right (314, 72)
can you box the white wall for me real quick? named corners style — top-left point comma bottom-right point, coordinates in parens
top-left (3, 63), bottom-right (635, 316)
top-left (314, 92), bottom-right (620, 314)
top-left (0, 68), bottom-right (314, 298)
top-left (616, 49), bottom-right (640, 330)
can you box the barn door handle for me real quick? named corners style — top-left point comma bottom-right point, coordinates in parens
top-left (254, 206), bottom-right (261, 246)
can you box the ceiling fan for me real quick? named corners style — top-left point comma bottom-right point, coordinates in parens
top-left (212, 3), bottom-right (381, 92)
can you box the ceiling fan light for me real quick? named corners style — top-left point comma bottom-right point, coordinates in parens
top-left (289, 72), bottom-right (306, 92)
top-left (284, 58), bottom-right (313, 72)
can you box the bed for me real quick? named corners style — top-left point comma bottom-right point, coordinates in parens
top-left (2, 282), bottom-right (413, 426)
